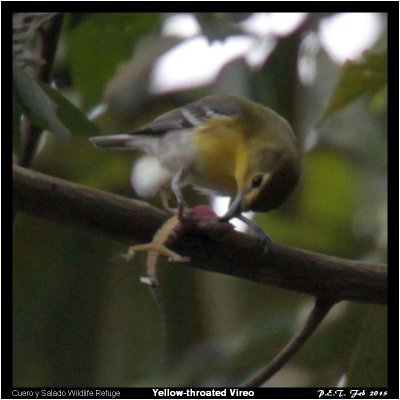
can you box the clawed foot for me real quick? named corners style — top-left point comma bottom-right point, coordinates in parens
top-left (258, 231), bottom-right (272, 255)
top-left (220, 213), bottom-right (272, 255)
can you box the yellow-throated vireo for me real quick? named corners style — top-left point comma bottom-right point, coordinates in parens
top-left (90, 94), bottom-right (301, 242)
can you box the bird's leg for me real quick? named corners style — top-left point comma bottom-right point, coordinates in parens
top-left (171, 168), bottom-right (189, 218)
top-left (236, 214), bottom-right (272, 254)
top-left (160, 191), bottom-right (177, 215)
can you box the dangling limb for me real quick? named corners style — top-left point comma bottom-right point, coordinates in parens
top-left (124, 215), bottom-right (189, 374)
top-left (124, 214), bottom-right (190, 285)
top-left (125, 242), bottom-right (188, 263)
top-left (125, 243), bottom-right (178, 261)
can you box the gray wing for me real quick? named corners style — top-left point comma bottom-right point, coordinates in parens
top-left (132, 95), bottom-right (242, 136)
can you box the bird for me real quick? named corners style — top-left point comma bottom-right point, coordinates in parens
top-left (90, 94), bottom-right (301, 242)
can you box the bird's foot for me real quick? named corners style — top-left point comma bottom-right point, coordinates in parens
top-left (221, 214), bottom-right (272, 255)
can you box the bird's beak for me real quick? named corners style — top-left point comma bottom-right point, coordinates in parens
top-left (220, 190), bottom-right (246, 221)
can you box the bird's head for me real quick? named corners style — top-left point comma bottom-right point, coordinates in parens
top-left (223, 145), bottom-right (301, 220)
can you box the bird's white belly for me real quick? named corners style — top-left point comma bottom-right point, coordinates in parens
top-left (131, 129), bottom-right (201, 197)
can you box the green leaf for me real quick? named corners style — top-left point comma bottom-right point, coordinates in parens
top-left (13, 65), bottom-right (70, 140)
top-left (65, 13), bottom-right (159, 109)
top-left (345, 305), bottom-right (387, 387)
top-left (40, 83), bottom-right (100, 137)
top-left (318, 50), bottom-right (387, 125)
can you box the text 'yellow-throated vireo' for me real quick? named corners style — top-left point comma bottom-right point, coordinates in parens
top-left (90, 94), bottom-right (301, 241)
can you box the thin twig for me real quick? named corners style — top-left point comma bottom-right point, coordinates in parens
top-left (241, 297), bottom-right (336, 387)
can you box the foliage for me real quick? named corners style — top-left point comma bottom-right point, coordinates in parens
top-left (318, 50), bottom-right (387, 125)
top-left (13, 65), bottom-right (71, 140)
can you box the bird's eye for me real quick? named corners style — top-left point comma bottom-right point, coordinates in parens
top-left (251, 175), bottom-right (264, 188)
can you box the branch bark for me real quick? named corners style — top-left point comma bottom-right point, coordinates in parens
top-left (13, 165), bottom-right (387, 305)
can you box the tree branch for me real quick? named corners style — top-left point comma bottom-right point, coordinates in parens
top-left (13, 165), bottom-right (387, 305)
top-left (241, 298), bottom-right (335, 387)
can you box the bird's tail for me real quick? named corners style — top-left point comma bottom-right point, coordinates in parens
top-left (89, 134), bottom-right (138, 150)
